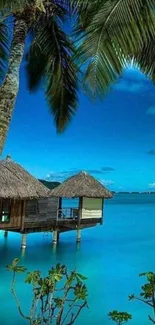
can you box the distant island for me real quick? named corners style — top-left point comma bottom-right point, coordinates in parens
top-left (115, 191), bottom-right (155, 194)
top-left (39, 179), bottom-right (60, 190)
top-left (38, 183), bottom-right (155, 194)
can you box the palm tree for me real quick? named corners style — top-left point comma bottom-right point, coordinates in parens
top-left (0, 0), bottom-right (78, 154)
top-left (73, 0), bottom-right (155, 97)
top-left (1, 1), bottom-right (155, 156)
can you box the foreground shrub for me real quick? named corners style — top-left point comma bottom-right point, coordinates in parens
top-left (7, 258), bottom-right (88, 325)
top-left (108, 311), bottom-right (132, 324)
top-left (110, 272), bottom-right (155, 324)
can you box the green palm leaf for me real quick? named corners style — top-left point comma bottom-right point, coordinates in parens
top-left (134, 35), bottom-right (155, 82)
top-left (0, 0), bottom-right (26, 13)
top-left (27, 17), bottom-right (78, 132)
top-left (89, 0), bottom-right (155, 51)
top-left (45, 22), bottom-right (78, 132)
top-left (26, 39), bottom-right (47, 91)
top-left (75, 0), bottom-right (155, 97)
top-left (70, 0), bottom-right (97, 13)
top-left (27, 2), bottom-right (68, 90)
top-left (78, 31), bottom-right (124, 98)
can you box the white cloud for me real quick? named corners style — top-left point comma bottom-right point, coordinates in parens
top-left (146, 106), bottom-right (155, 115)
top-left (46, 172), bottom-right (54, 179)
top-left (100, 180), bottom-right (114, 187)
top-left (114, 80), bottom-right (147, 93)
top-left (124, 67), bottom-right (148, 81)
top-left (149, 183), bottom-right (155, 188)
top-left (46, 172), bottom-right (67, 181)
top-left (46, 168), bottom-right (115, 182)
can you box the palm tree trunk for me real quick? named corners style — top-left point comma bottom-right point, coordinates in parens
top-left (0, 18), bottom-right (28, 155)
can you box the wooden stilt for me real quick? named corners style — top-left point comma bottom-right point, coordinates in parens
top-left (4, 231), bottom-right (8, 237)
top-left (53, 231), bottom-right (58, 244)
top-left (21, 234), bottom-right (26, 249)
top-left (76, 229), bottom-right (81, 243)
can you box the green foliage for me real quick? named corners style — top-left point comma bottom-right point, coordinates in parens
top-left (0, 0), bottom-right (78, 132)
top-left (74, 0), bottom-right (155, 98)
top-left (2, 0), bottom-right (155, 132)
top-left (6, 257), bottom-right (27, 273)
top-left (129, 272), bottom-right (155, 324)
top-left (7, 258), bottom-right (88, 325)
top-left (110, 271), bottom-right (155, 324)
top-left (108, 310), bottom-right (132, 324)
top-left (28, 17), bottom-right (78, 132)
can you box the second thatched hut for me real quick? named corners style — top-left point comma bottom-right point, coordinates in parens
top-left (50, 171), bottom-right (113, 240)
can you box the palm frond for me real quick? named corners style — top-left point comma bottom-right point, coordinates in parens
top-left (35, 1), bottom-right (67, 26)
top-left (27, 2), bottom-right (68, 90)
top-left (26, 39), bottom-right (47, 90)
top-left (46, 22), bottom-right (78, 132)
top-left (89, 0), bottom-right (155, 52)
top-left (77, 32), bottom-right (125, 98)
top-left (70, 0), bottom-right (98, 13)
top-left (0, 22), bottom-right (8, 81)
top-left (75, 0), bottom-right (155, 97)
top-left (133, 35), bottom-right (155, 82)
top-left (27, 17), bottom-right (78, 132)
top-left (0, 0), bottom-right (26, 11)
top-left (0, 0), bottom-right (27, 22)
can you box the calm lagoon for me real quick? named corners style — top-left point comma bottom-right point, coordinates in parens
top-left (0, 194), bottom-right (155, 324)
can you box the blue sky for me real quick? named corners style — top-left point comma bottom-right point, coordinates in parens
top-left (2, 65), bottom-right (155, 192)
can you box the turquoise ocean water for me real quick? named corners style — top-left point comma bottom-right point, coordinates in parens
top-left (0, 194), bottom-right (155, 324)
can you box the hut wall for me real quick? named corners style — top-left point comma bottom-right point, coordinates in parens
top-left (24, 197), bottom-right (59, 224)
top-left (81, 198), bottom-right (103, 219)
top-left (0, 199), bottom-right (23, 229)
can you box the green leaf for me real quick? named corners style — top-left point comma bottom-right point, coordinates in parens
top-left (75, 0), bottom-right (155, 97)
top-left (0, 0), bottom-right (26, 10)
top-left (128, 294), bottom-right (135, 301)
top-left (48, 264), bottom-right (66, 282)
top-left (76, 273), bottom-right (88, 281)
top-left (12, 258), bottom-right (20, 267)
top-left (74, 283), bottom-right (87, 300)
top-left (108, 310), bottom-right (132, 324)
top-left (25, 271), bottom-right (41, 285)
top-left (6, 259), bottom-right (26, 273)
top-left (27, 1), bottom-right (67, 91)
top-left (27, 15), bottom-right (78, 132)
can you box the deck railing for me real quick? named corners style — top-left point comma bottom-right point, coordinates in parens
top-left (57, 208), bottom-right (79, 220)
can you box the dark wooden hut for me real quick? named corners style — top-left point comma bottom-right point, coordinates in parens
top-left (0, 156), bottom-right (59, 243)
top-left (49, 171), bottom-right (113, 243)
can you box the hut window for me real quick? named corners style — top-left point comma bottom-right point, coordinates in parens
top-left (0, 200), bottom-right (11, 223)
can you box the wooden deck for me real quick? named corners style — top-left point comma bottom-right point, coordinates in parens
top-left (0, 207), bottom-right (102, 234)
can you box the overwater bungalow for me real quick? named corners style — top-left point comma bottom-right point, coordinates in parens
top-left (0, 155), bottom-right (54, 247)
top-left (49, 171), bottom-right (113, 243)
top-left (0, 156), bottom-right (113, 248)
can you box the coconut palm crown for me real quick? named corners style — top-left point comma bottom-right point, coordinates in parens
top-left (1, 0), bottom-right (155, 155)
top-left (73, 0), bottom-right (155, 97)
top-left (0, 0), bottom-right (78, 154)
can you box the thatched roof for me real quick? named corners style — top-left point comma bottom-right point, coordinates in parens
top-left (0, 156), bottom-right (49, 199)
top-left (50, 171), bottom-right (113, 198)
